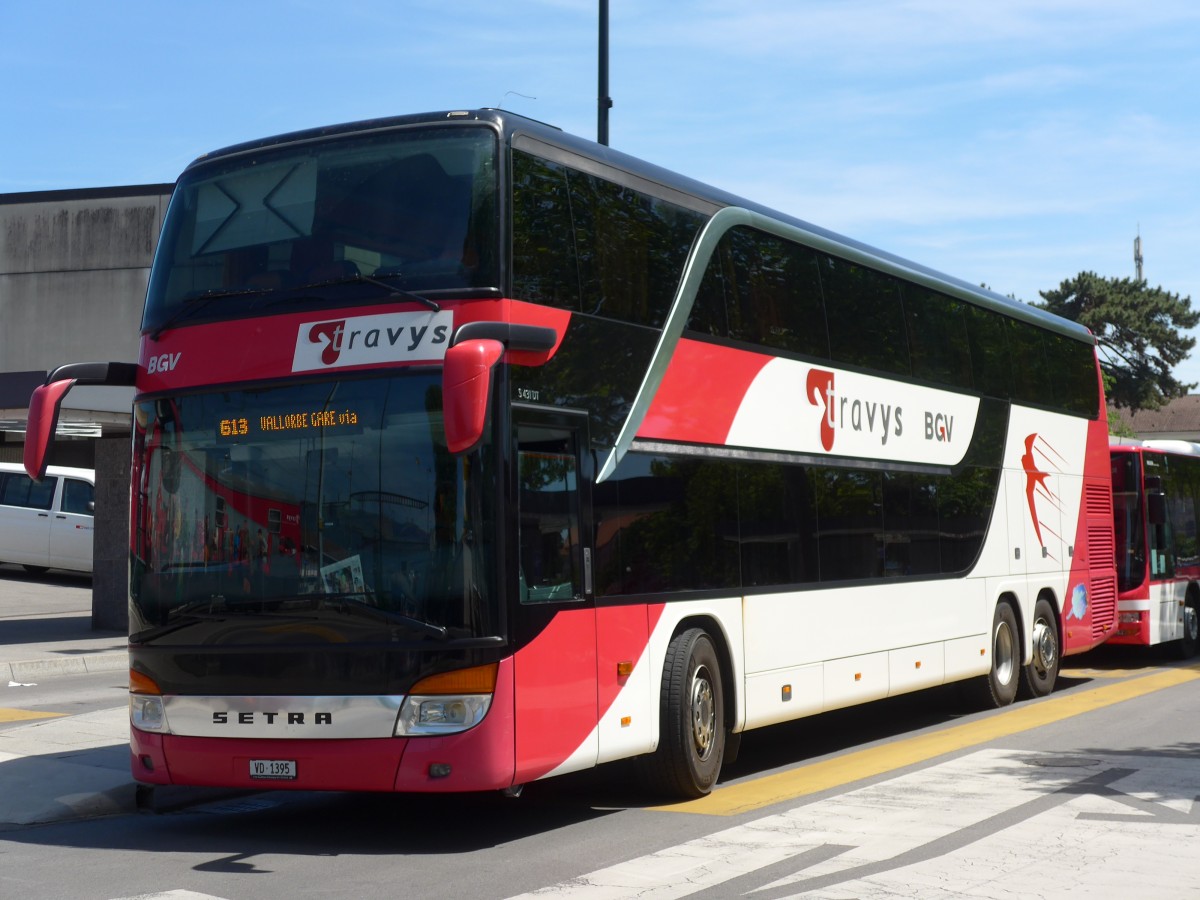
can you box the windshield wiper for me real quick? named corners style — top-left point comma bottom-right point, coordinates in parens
top-left (323, 594), bottom-right (449, 640)
top-left (154, 593), bottom-right (449, 640)
top-left (149, 286), bottom-right (276, 340)
top-left (280, 271), bottom-right (441, 312)
top-left (166, 594), bottom-right (313, 620)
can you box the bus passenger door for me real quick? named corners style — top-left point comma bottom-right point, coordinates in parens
top-left (511, 411), bottom-right (598, 784)
top-left (1145, 476), bottom-right (1178, 642)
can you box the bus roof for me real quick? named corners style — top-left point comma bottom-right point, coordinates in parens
top-left (184, 108), bottom-right (1095, 346)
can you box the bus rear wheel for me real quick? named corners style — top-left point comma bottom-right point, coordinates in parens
top-left (1021, 598), bottom-right (1060, 698)
top-left (643, 628), bottom-right (726, 799)
top-left (965, 602), bottom-right (1020, 708)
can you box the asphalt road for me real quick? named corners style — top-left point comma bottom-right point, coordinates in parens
top-left (2, 573), bottom-right (1199, 899)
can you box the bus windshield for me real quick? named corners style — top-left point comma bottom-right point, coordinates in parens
top-left (143, 125), bottom-right (499, 333)
top-left (129, 373), bottom-right (497, 641)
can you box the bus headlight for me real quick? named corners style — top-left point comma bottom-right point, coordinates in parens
top-left (130, 694), bottom-right (166, 732)
top-left (395, 694), bottom-right (491, 735)
top-left (129, 668), bottom-right (168, 733)
top-left (393, 663), bottom-right (498, 736)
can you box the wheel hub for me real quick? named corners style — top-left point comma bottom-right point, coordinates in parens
top-left (995, 619), bottom-right (1016, 685)
top-left (1032, 618), bottom-right (1056, 675)
top-left (691, 666), bottom-right (715, 761)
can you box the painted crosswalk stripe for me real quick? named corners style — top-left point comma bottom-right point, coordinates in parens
top-left (505, 749), bottom-right (1200, 899)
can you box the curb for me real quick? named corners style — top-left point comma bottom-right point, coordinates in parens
top-left (5, 650), bottom-right (128, 684)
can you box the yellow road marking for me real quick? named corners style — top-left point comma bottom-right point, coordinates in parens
top-left (1061, 666), bottom-right (1165, 679)
top-left (0, 708), bottom-right (67, 724)
top-left (657, 663), bottom-right (1200, 816)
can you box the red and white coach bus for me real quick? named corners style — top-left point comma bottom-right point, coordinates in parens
top-left (25, 109), bottom-right (1116, 799)
top-left (1108, 438), bottom-right (1200, 657)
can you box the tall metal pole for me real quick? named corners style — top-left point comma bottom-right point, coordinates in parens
top-left (598, 0), bottom-right (612, 145)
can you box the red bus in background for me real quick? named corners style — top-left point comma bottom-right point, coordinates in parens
top-left (25, 109), bottom-right (1117, 801)
top-left (1109, 438), bottom-right (1200, 656)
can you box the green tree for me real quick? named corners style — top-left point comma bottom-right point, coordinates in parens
top-left (1037, 272), bottom-right (1199, 412)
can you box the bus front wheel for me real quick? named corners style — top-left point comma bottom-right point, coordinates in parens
top-left (644, 628), bottom-right (726, 799)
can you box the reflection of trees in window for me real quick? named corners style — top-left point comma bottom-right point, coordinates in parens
top-left (510, 315), bottom-right (659, 447)
top-left (904, 285), bottom-right (972, 387)
top-left (592, 456), bottom-right (738, 594)
top-left (1007, 319), bottom-right (1049, 406)
top-left (511, 153), bottom-right (580, 310)
top-left (518, 438), bottom-right (580, 601)
top-left (821, 255), bottom-right (910, 376)
top-left (814, 469), bottom-right (883, 581)
top-left (568, 171), bottom-right (703, 327)
top-left (1043, 332), bottom-right (1100, 416)
top-left (938, 466), bottom-right (999, 573)
top-left (690, 227), bottom-right (829, 359)
top-left (1111, 452), bottom-right (1145, 592)
top-left (1166, 454), bottom-right (1200, 567)
top-left (510, 150), bottom-right (704, 328)
top-left (882, 472), bottom-right (941, 577)
top-left (964, 304), bottom-right (1011, 400)
top-left (593, 451), bottom-right (1001, 597)
top-left (737, 464), bottom-right (819, 586)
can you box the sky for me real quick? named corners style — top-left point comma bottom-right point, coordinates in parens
top-left (5, 0), bottom-right (1200, 386)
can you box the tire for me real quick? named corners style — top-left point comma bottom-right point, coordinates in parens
top-left (642, 628), bottom-right (726, 799)
top-left (965, 602), bottom-right (1020, 708)
top-left (1176, 597), bottom-right (1199, 660)
top-left (1021, 598), bottom-right (1060, 698)
top-left (22, 565), bottom-right (49, 576)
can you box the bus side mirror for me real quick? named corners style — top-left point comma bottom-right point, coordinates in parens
top-left (442, 338), bottom-right (505, 455)
top-left (24, 362), bottom-right (138, 481)
top-left (1147, 491), bottom-right (1167, 526)
top-left (24, 379), bottom-right (76, 481)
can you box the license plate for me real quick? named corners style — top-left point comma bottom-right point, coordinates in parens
top-left (249, 759), bottom-right (297, 780)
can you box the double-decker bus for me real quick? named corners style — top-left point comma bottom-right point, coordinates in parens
top-left (1108, 438), bottom-right (1200, 657)
top-left (25, 109), bottom-right (1117, 799)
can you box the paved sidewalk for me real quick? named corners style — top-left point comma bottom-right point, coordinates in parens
top-left (1, 571), bottom-right (250, 829)
top-left (0, 567), bottom-right (127, 684)
top-left (0, 707), bottom-right (135, 827)
top-left (1, 611), bottom-right (127, 684)
top-left (0, 571), bottom-right (133, 827)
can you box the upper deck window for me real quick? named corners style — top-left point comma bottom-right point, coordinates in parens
top-left (144, 126), bottom-right (499, 333)
top-left (511, 150), bottom-right (705, 328)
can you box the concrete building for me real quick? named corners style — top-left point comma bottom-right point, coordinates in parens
top-left (0, 184), bottom-right (173, 627)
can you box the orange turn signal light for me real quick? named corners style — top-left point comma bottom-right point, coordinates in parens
top-left (411, 662), bottom-right (498, 695)
top-left (129, 669), bottom-right (161, 695)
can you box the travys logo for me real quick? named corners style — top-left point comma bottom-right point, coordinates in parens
top-left (292, 310), bottom-right (453, 372)
top-left (725, 359), bottom-right (980, 467)
top-left (805, 368), bottom-right (902, 452)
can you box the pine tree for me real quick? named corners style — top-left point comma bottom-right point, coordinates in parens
top-left (1037, 271), bottom-right (1199, 412)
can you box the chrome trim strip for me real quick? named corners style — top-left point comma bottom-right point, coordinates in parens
top-left (161, 694), bottom-right (405, 740)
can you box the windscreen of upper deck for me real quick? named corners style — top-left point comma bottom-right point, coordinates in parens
top-left (143, 126), bottom-right (498, 334)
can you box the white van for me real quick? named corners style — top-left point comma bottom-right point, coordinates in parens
top-left (0, 462), bottom-right (95, 575)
